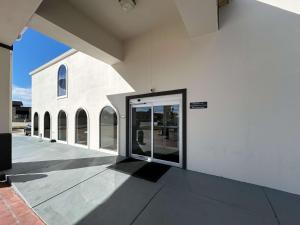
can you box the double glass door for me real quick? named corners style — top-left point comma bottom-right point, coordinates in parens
top-left (130, 96), bottom-right (182, 167)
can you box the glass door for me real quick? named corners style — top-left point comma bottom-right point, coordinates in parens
top-left (153, 104), bottom-right (180, 164)
top-left (131, 105), bottom-right (152, 160)
top-left (130, 95), bottom-right (182, 167)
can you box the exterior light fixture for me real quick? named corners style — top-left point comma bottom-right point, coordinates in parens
top-left (16, 27), bottom-right (28, 41)
top-left (119, 0), bottom-right (136, 12)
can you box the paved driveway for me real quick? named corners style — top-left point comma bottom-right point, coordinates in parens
top-left (4, 136), bottom-right (300, 225)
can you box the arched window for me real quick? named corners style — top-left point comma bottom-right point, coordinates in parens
top-left (58, 110), bottom-right (67, 141)
top-left (58, 65), bottom-right (67, 97)
top-left (33, 113), bottom-right (39, 136)
top-left (44, 112), bottom-right (51, 138)
top-left (100, 106), bottom-right (117, 151)
top-left (75, 109), bottom-right (88, 145)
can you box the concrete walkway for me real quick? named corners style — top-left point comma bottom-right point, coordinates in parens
top-left (4, 136), bottom-right (300, 225)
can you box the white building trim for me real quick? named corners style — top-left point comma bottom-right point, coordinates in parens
top-left (30, 49), bottom-right (77, 76)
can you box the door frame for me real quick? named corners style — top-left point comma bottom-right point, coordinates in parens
top-left (126, 89), bottom-right (187, 169)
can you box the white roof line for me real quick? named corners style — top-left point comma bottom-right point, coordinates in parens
top-left (29, 49), bottom-right (78, 76)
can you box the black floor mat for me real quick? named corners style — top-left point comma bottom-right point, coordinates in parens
top-left (109, 158), bottom-right (171, 183)
top-left (108, 158), bottom-right (147, 175)
top-left (133, 162), bottom-right (171, 183)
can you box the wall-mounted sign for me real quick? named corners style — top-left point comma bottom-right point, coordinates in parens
top-left (190, 102), bottom-right (207, 109)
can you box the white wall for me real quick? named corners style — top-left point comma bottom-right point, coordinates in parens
top-left (32, 0), bottom-right (300, 195)
top-left (107, 0), bottom-right (300, 194)
top-left (31, 51), bottom-right (133, 151)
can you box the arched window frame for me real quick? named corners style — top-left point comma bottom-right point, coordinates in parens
top-left (57, 64), bottom-right (68, 98)
top-left (57, 110), bottom-right (68, 143)
top-left (75, 108), bottom-right (89, 147)
top-left (99, 105), bottom-right (119, 153)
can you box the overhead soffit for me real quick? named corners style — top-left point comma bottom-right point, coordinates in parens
top-left (66, 0), bottom-right (181, 40)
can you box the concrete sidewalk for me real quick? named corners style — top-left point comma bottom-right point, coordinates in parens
top-left (4, 136), bottom-right (300, 225)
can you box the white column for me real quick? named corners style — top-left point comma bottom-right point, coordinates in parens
top-left (0, 45), bottom-right (12, 171)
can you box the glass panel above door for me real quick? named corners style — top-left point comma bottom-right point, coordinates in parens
top-left (131, 107), bottom-right (152, 157)
top-left (153, 105), bottom-right (180, 163)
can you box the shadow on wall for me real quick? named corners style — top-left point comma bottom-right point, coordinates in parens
top-left (106, 0), bottom-right (300, 116)
top-left (104, 64), bottom-right (135, 96)
top-left (104, 0), bottom-right (300, 195)
top-left (106, 0), bottom-right (300, 96)
top-left (100, 63), bottom-right (136, 111)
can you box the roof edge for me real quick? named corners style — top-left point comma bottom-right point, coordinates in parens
top-left (29, 49), bottom-right (78, 76)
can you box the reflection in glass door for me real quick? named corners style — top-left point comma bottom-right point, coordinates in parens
top-left (131, 106), bottom-right (152, 158)
top-left (153, 105), bottom-right (179, 163)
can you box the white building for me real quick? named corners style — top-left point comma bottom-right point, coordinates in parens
top-left (31, 50), bottom-right (186, 167)
top-left (1, 0), bottom-right (300, 195)
top-left (31, 50), bottom-right (133, 154)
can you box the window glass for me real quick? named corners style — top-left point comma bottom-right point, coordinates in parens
top-left (153, 105), bottom-right (180, 163)
top-left (34, 113), bottom-right (39, 136)
top-left (131, 107), bottom-right (151, 157)
top-left (100, 106), bottom-right (117, 151)
top-left (58, 111), bottom-right (67, 141)
top-left (76, 109), bottom-right (88, 145)
top-left (58, 65), bottom-right (67, 97)
top-left (44, 112), bottom-right (51, 138)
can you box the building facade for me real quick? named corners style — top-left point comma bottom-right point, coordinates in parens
top-left (27, 0), bottom-right (300, 195)
top-left (12, 101), bottom-right (31, 123)
top-left (31, 50), bottom-right (131, 154)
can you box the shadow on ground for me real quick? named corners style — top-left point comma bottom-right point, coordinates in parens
top-left (8, 174), bottom-right (48, 183)
top-left (11, 156), bottom-right (120, 174)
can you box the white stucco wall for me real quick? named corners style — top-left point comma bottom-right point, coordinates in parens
top-left (31, 50), bottom-right (133, 152)
top-left (32, 0), bottom-right (300, 195)
top-left (109, 0), bottom-right (300, 195)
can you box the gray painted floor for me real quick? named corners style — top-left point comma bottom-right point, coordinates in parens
top-left (5, 136), bottom-right (300, 225)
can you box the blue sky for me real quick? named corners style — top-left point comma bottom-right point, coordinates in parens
top-left (13, 28), bottom-right (70, 106)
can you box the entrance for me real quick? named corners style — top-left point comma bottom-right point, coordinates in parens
top-left (130, 94), bottom-right (182, 167)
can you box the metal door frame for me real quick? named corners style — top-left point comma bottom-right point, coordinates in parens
top-left (129, 95), bottom-right (183, 167)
